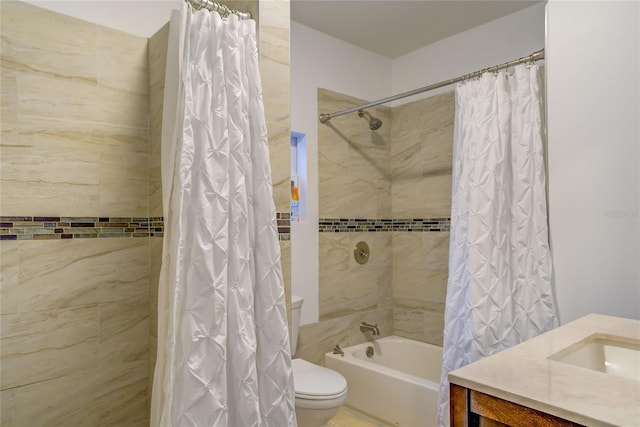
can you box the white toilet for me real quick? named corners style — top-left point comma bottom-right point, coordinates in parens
top-left (291, 295), bottom-right (347, 427)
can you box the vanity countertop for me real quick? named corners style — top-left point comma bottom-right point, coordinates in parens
top-left (448, 313), bottom-right (640, 426)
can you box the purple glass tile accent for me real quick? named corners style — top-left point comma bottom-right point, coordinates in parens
top-left (70, 222), bottom-right (95, 227)
top-left (0, 235), bottom-right (17, 240)
top-left (34, 216), bottom-right (61, 222)
top-left (0, 223), bottom-right (12, 228)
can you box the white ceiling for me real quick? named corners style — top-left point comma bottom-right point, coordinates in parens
top-left (291, 0), bottom-right (542, 58)
top-left (22, 0), bottom-right (541, 57)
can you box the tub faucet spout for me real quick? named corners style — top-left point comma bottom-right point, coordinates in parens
top-left (360, 322), bottom-right (380, 336)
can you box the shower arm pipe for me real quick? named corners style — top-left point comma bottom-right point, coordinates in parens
top-left (185, 0), bottom-right (252, 19)
top-left (319, 48), bottom-right (544, 124)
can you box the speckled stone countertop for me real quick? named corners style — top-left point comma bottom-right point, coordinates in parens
top-left (449, 314), bottom-right (640, 426)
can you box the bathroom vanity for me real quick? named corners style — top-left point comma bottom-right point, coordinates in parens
top-left (449, 314), bottom-right (640, 426)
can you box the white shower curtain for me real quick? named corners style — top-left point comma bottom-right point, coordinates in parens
top-left (437, 64), bottom-right (557, 426)
top-left (151, 4), bottom-right (296, 426)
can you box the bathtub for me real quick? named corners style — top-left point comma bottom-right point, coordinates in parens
top-left (325, 335), bottom-right (442, 426)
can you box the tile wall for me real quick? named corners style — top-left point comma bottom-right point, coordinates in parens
top-left (299, 89), bottom-right (454, 364)
top-left (258, 0), bottom-right (293, 322)
top-left (390, 92), bottom-right (454, 345)
top-left (296, 89), bottom-right (394, 365)
top-left (147, 21), bottom-right (169, 404)
top-left (0, 2), bottom-right (151, 425)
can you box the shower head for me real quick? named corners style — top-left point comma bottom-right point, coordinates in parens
top-left (358, 110), bottom-right (383, 131)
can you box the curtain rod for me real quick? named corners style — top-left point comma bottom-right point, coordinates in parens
top-left (319, 48), bottom-right (544, 124)
top-left (186, 0), bottom-right (252, 20)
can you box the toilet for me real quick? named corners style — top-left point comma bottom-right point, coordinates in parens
top-left (291, 295), bottom-right (347, 427)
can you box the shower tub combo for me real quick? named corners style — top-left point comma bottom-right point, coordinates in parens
top-left (325, 335), bottom-right (443, 426)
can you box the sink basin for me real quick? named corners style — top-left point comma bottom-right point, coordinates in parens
top-left (549, 334), bottom-right (640, 381)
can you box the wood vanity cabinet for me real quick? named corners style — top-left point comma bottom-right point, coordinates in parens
top-left (450, 384), bottom-right (585, 427)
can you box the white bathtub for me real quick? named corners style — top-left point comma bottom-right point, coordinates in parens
top-left (325, 335), bottom-right (442, 427)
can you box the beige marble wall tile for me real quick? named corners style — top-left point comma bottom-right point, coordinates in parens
top-left (1, 1), bottom-right (150, 217)
top-left (2, 362), bottom-right (148, 427)
top-left (98, 148), bottom-right (149, 216)
top-left (2, 116), bottom-right (97, 214)
top-left (148, 24), bottom-right (170, 218)
top-left (311, 230), bottom-right (393, 362)
top-left (296, 306), bottom-right (395, 366)
top-left (317, 268), bottom-right (393, 320)
top-left (319, 174), bottom-right (389, 218)
top-left (0, 116), bottom-right (152, 216)
top-left (319, 229), bottom-right (352, 271)
top-left (148, 237), bottom-right (163, 393)
top-left (260, 0), bottom-right (290, 211)
top-left (0, 72), bottom-right (17, 149)
top-left (393, 269), bottom-right (447, 307)
top-left (422, 126), bottom-right (454, 177)
top-left (390, 128), bottom-right (422, 180)
top-left (318, 125), bottom-right (349, 177)
top-left (318, 89), bottom-right (392, 218)
top-left (16, 73), bottom-right (148, 129)
top-left (296, 315), bottom-right (351, 366)
top-left (349, 307), bottom-right (393, 345)
top-left (94, 360), bottom-right (148, 427)
top-left (0, 369), bottom-right (101, 427)
top-left (0, 241), bottom-right (19, 316)
top-left (392, 232), bottom-right (449, 345)
top-left (392, 301), bottom-right (444, 346)
top-left (318, 232), bottom-right (392, 320)
top-left (349, 232), bottom-right (392, 274)
top-left (0, 305), bottom-right (99, 390)
top-left (392, 306), bottom-right (425, 342)
top-left (0, 1), bottom-right (97, 83)
top-left (423, 308), bottom-right (445, 345)
top-left (279, 239), bottom-right (291, 307)
top-left (18, 239), bottom-right (149, 313)
top-left (318, 268), bottom-right (351, 320)
top-left (146, 22), bottom-right (168, 404)
top-left (390, 91), bottom-right (454, 219)
top-left (392, 91), bottom-right (454, 136)
top-left (389, 91), bottom-right (454, 346)
top-left (99, 291), bottom-right (149, 365)
top-left (392, 174), bottom-right (452, 218)
top-left (97, 26), bottom-right (148, 95)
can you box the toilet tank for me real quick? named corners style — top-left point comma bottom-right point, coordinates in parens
top-left (291, 295), bottom-right (304, 356)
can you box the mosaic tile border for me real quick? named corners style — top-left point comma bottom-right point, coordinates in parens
top-left (0, 216), bottom-right (164, 240)
top-left (318, 217), bottom-right (450, 233)
top-left (0, 214), bottom-right (291, 241)
top-left (277, 212), bottom-right (291, 241)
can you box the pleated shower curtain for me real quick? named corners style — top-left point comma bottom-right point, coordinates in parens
top-left (437, 64), bottom-right (557, 426)
top-left (151, 4), bottom-right (296, 426)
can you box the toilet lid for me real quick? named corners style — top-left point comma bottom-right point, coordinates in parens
top-left (292, 358), bottom-right (347, 399)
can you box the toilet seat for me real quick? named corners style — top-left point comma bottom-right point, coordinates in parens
top-left (292, 358), bottom-right (347, 400)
